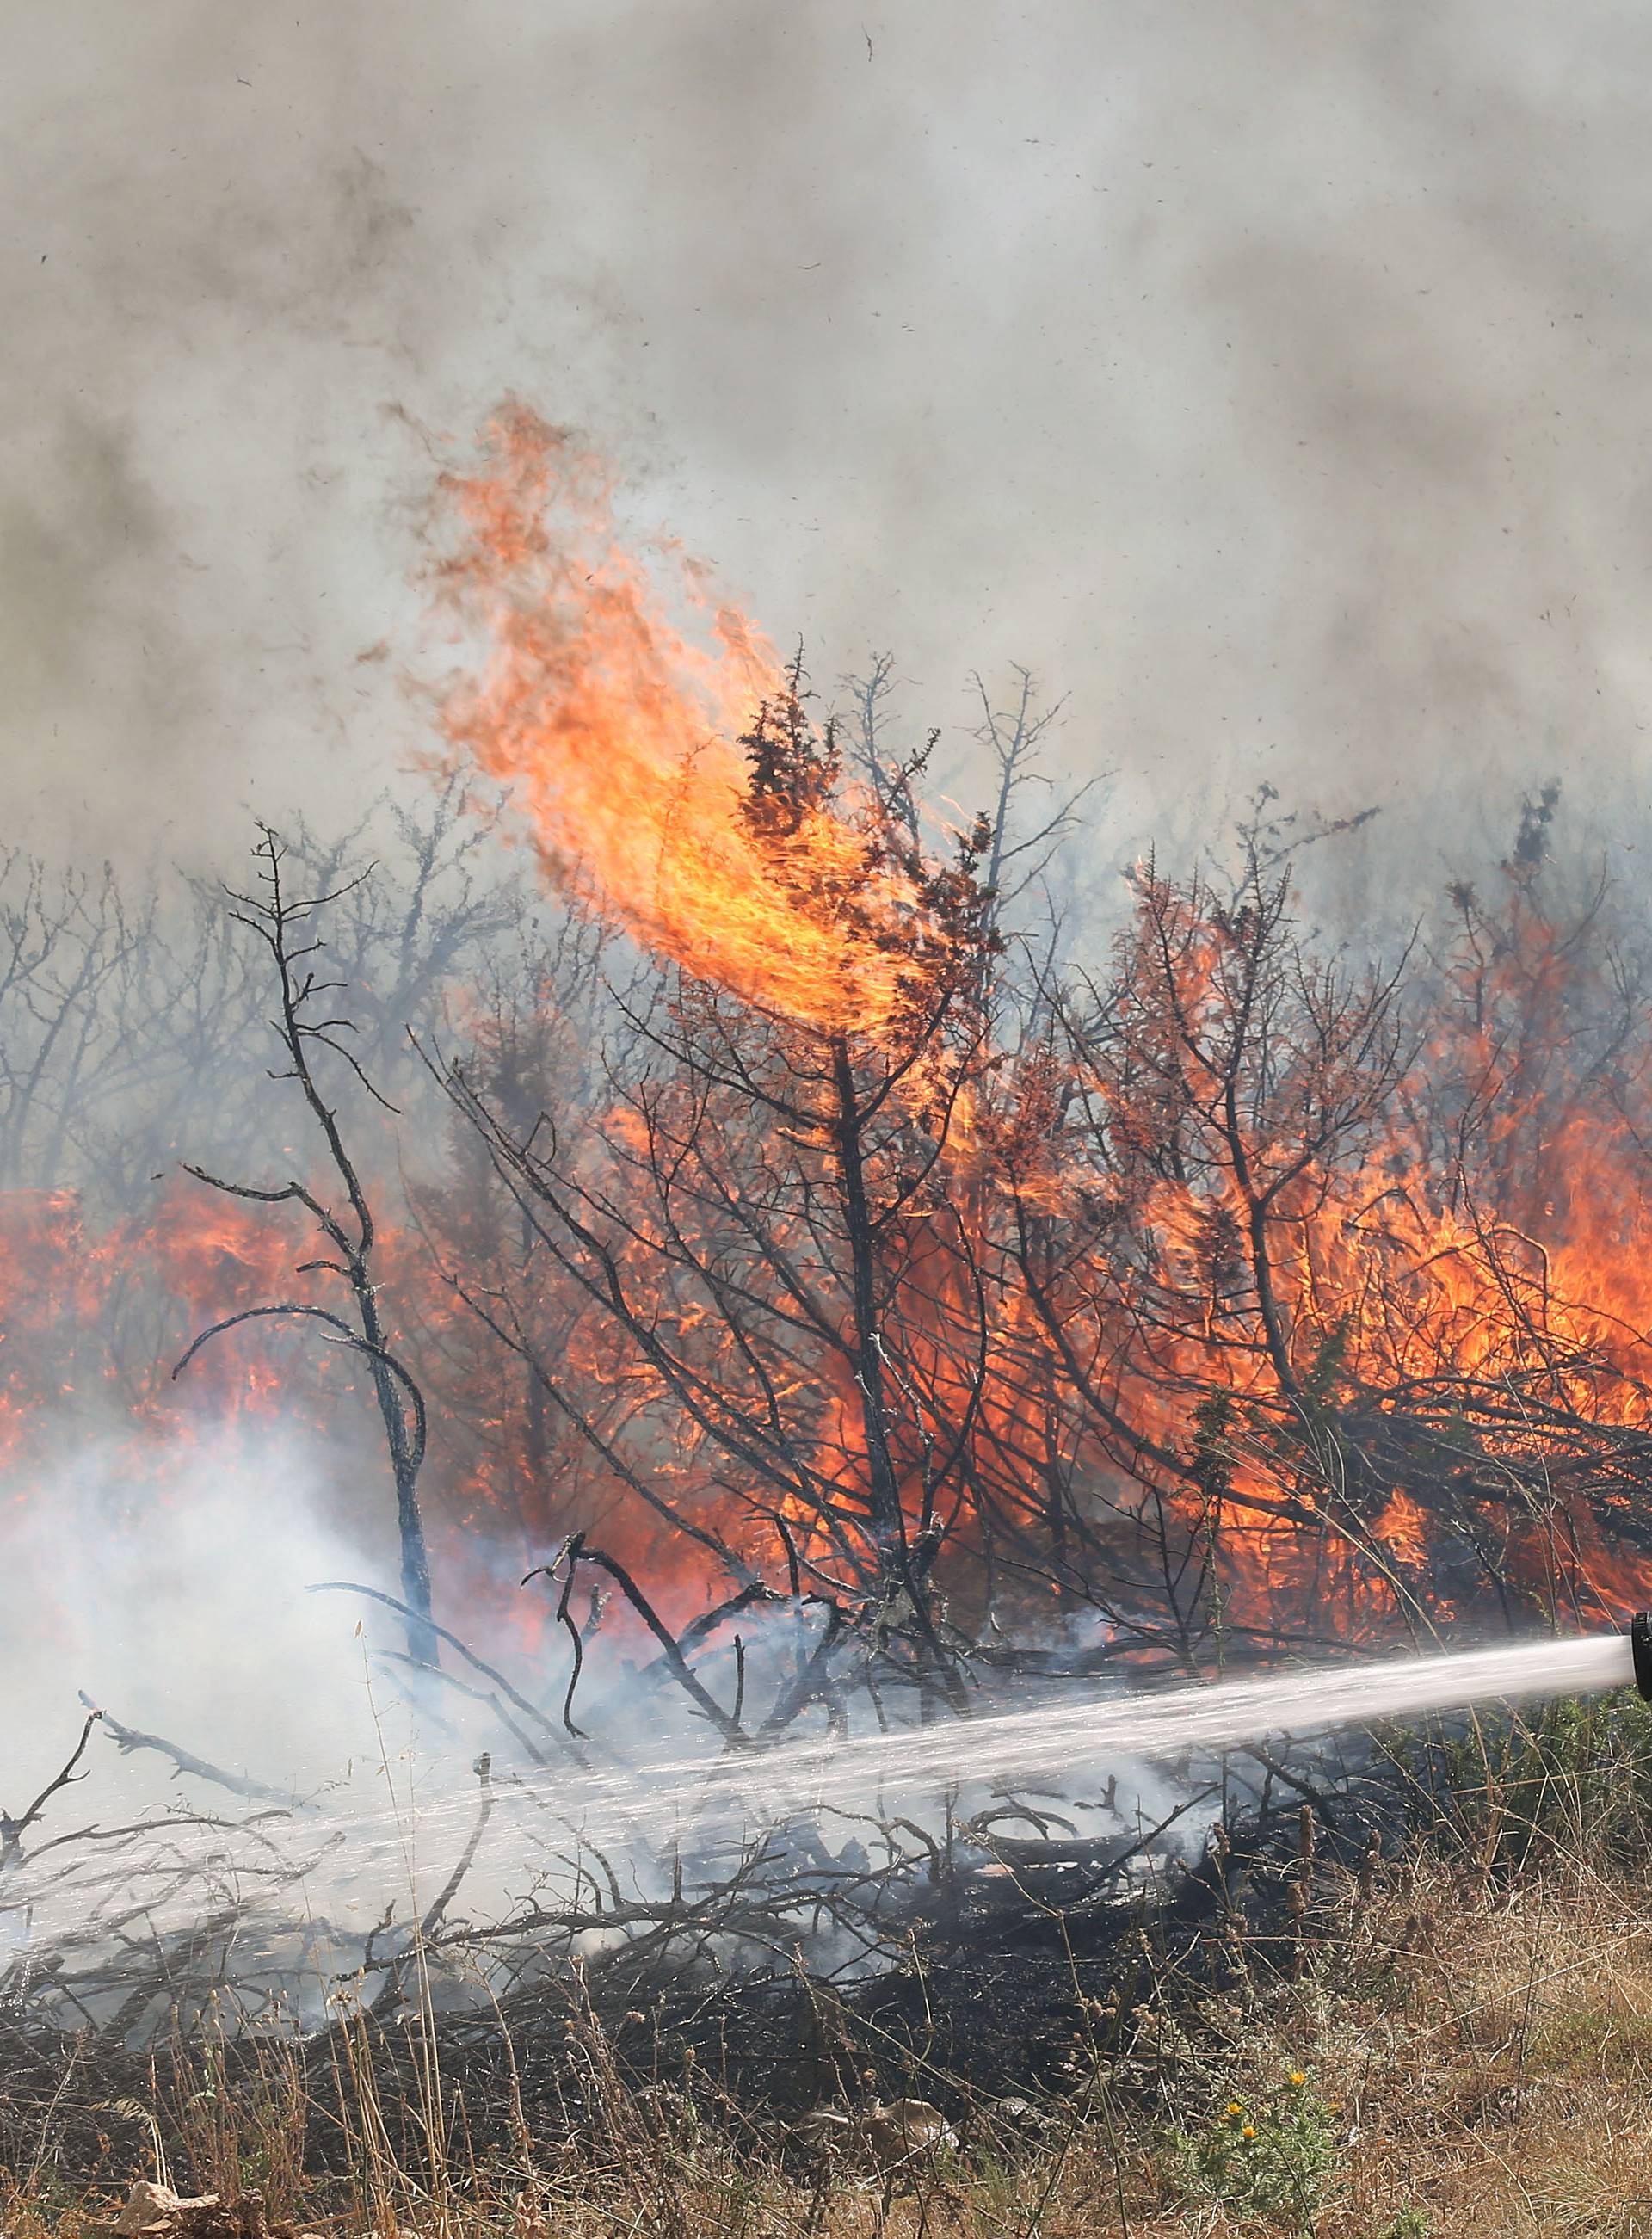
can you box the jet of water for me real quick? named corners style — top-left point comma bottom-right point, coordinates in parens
top-left (561, 1627), bottom-right (1638, 1853)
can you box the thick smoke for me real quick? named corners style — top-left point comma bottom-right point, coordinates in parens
top-left (8, 3), bottom-right (1652, 868)
top-left (0, 1428), bottom-right (384, 1796)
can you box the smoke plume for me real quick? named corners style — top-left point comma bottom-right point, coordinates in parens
top-left (7, 3), bottom-right (1652, 871)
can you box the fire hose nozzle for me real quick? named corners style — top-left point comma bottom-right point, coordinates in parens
top-left (1632, 1613), bottom-right (1652, 1702)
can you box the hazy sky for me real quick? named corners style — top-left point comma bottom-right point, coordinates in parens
top-left (9, 2), bottom-right (1652, 873)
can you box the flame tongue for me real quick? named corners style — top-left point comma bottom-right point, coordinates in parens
top-left (437, 406), bottom-right (927, 1038)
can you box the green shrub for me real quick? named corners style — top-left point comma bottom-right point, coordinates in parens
top-left (1163, 2069), bottom-right (1340, 2231)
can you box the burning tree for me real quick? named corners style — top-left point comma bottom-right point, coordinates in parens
top-left (405, 404), bottom-right (1652, 1732)
top-left (7, 409), bottom-right (1652, 1769)
top-left (989, 840), bottom-right (1652, 1659)
top-left (435, 663), bottom-right (1013, 1727)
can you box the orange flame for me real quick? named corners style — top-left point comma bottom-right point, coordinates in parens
top-left (436, 405), bottom-right (952, 1038)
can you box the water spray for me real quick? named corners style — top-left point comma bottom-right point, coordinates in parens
top-left (479, 1614), bottom-right (1652, 1858)
top-left (710, 1615), bottom-right (1652, 1831)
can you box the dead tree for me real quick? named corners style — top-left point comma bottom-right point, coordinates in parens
top-left (174, 827), bottom-right (439, 1665)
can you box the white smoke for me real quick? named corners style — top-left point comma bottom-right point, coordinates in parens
top-left (5, 3), bottom-right (1652, 872)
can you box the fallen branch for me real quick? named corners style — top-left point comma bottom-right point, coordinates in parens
top-left (74, 1698), bottom-right (294, 1808)
top-left (525, 1543), bottom-right (751, 1749)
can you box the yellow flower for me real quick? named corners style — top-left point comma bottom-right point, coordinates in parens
top-left (1241, 2124), bottom-right (1257, 2141)
top-left (1287, 2070), bottom-right (1307, 2088)
top-left (1224, 2100), bottom-right (1244, 2119)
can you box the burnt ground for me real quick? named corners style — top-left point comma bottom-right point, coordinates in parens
top-left (0, 1788), bottom-right (1392, 2189)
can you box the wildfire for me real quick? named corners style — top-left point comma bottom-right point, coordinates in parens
top-left (426, 425), bottom-right (1652, 1644)
top-left (5, 419), bottom-right (1652, 1693)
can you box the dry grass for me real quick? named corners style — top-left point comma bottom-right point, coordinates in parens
top-left (8, 1850), bottom-right (1652, 2239)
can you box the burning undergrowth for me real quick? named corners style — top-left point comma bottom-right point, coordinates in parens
top-left (5, 408), bottom-right (1652, 2143)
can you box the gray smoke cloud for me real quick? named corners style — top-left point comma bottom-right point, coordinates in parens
top-left (7, 2), bottom-right (1652, 873)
